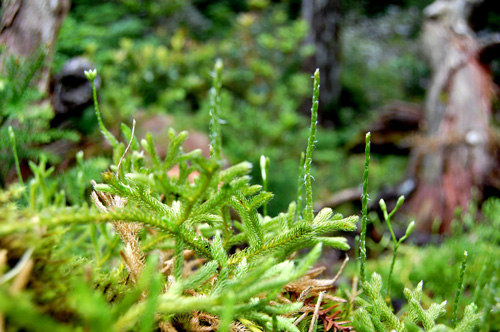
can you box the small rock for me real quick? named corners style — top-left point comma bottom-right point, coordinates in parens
top-left (51, 57), bottom-right (101, 126)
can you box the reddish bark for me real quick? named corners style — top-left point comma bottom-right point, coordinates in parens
top-left (404, 0), bottom-right (499, 232)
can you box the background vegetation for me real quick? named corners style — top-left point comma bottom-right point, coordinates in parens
top-left (1, 0), bottom-right (499, 331)
top-left (52, 0), bottom-right (436, 215)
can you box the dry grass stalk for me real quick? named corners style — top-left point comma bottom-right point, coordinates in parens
top-left (283, 262), bottom-right (353, 330)
top-left (0, 249), bottom-right (7, 272)
top-left (160, 249), bottom-right (205, 279)
top-left (331, 256), bottom-right (349, 285)
top-left (10, 258), bottom-right (33, 293)
top-left (189, 311), bottom-right (220, 331)
top-left (158, 321), bottom-right (178, 332)
top-left (308, 291), bottom-right (326, 332)
top-left (230, 322), bottom-right (251, 331)
top-left (293, 312), bottom-right (309, 326)
top-left (188, 311), bottom-right (251, 332)
top-left (284, 258), bottom-right (349, 303)
top-left (91, 180), bottom-right (144, 282)
top-left (346, 276), bottom-right (361, 314)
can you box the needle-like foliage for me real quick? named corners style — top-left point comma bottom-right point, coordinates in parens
top-left (353, 140), bottom-right (482, 332)
top-left (0, 63), bottom-right (358, 331)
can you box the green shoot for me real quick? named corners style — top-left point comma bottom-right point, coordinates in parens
top-left (296, 151), bottom-right (305, 221)
top-left (218, 291), bottom-right (236, 332)
top-left (85, 69), bottom-right (118, 149)
top-left (260, 155), bottom-right (270, 216)
top-left (453, 250), bottom-right (468, 327)
top-left (304, 69), bottom-right (320, 223)
top-left (209, 59), bottom-right (223, 165)
top-left (28, 156), bottom-right (55, 209)
top-left (359, 132), bottom-right (371, 285)
top-left (8, 126), bottom-right (29, 202)
top-left (379, 196), bottom-right (414, 298)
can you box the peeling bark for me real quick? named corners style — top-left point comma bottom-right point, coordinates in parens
top-left (405, 0), bottom-right (499, 232)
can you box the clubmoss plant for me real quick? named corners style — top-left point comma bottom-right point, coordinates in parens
top-left (352, 137), bottom-right (481, 332)
top-left (352, 273), bottom-right (481, 332)
top-left (296, 152), bottom-right (305, 221)
top-left (0, 63), bottom-right (358, 331)
top-left (303, 69), bottom-right (320, 224)
top-left (452, 251), bottom-right (468, 328)
top-left (260, 155), bottom-right (270, 217)
top-left (359, 132), bottom-right (371, 285)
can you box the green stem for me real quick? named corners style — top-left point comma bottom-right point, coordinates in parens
top-left (8, 126), bottom-right (29, 202)
top-left (221, 205), bottom-right (232, 248)
top-left (380, 197), bottom-right (412, 298)
top-left (89, 73), bottom-right (118, 148)
top-left (386, 243), bottom-right (399, 299)
top-left (209, 59), bottom-right (223, 165)
top-left (97, 237), bottom-right (120, 266)
top-left (384, 216), bottom-right (397, 244)
top-left (178, 167), bottom-right (216, 225)
top-left (359, 132), bottom-right (371, 285)
top-left (296, 152), bottom-right (305, 221)
top-left (218, 291), bottom-right (236, 332)
top-left (142, 234), bottom-right (172, 252)
top-left (304, 69), bottom-right (320, 223)
top-left (174, 239), bottom-right (184, 280)
top-left (260, 155), bottom-right (270, 217)
top-left (89, 224), bottom-right (101, 262)
top-left (227, 223), bottom-right (311, 266)
top-left (453, 251), bottom-right (468, 327)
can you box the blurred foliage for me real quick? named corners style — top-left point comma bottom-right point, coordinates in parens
top-left (341, 6), bottom-right (428, 119)
top-left (0, 48), bottom-right (79, 187)
top-left (51, 0), bottom-right (500, 216)
top-left (54, 0), bottom-right (431, 215)
top-left (56, 1), bottom-right (319, 214)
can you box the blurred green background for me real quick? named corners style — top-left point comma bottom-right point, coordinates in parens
top-left (49, 0), bottom-right (443, 216)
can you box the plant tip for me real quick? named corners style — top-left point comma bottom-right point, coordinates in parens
top-left (379, 198), bottom-right (386, 210)
top-left (215, 59), bottom-right (223, 71)
top-left (260, 155), bottom-right (267, 181)
top-left (405, 221), bottom-right (415, 238)
top-left (396, 195), bottom-right (405, 207)
top-left (84, 68), bottom-right (97, 81)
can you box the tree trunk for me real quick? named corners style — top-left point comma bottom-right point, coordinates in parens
top-left (405, 0), bottom-right (499, 232)
top-left (0, 0), bottom-right (70, 92)
top-left (302, 0), bottom-right (342, 126)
